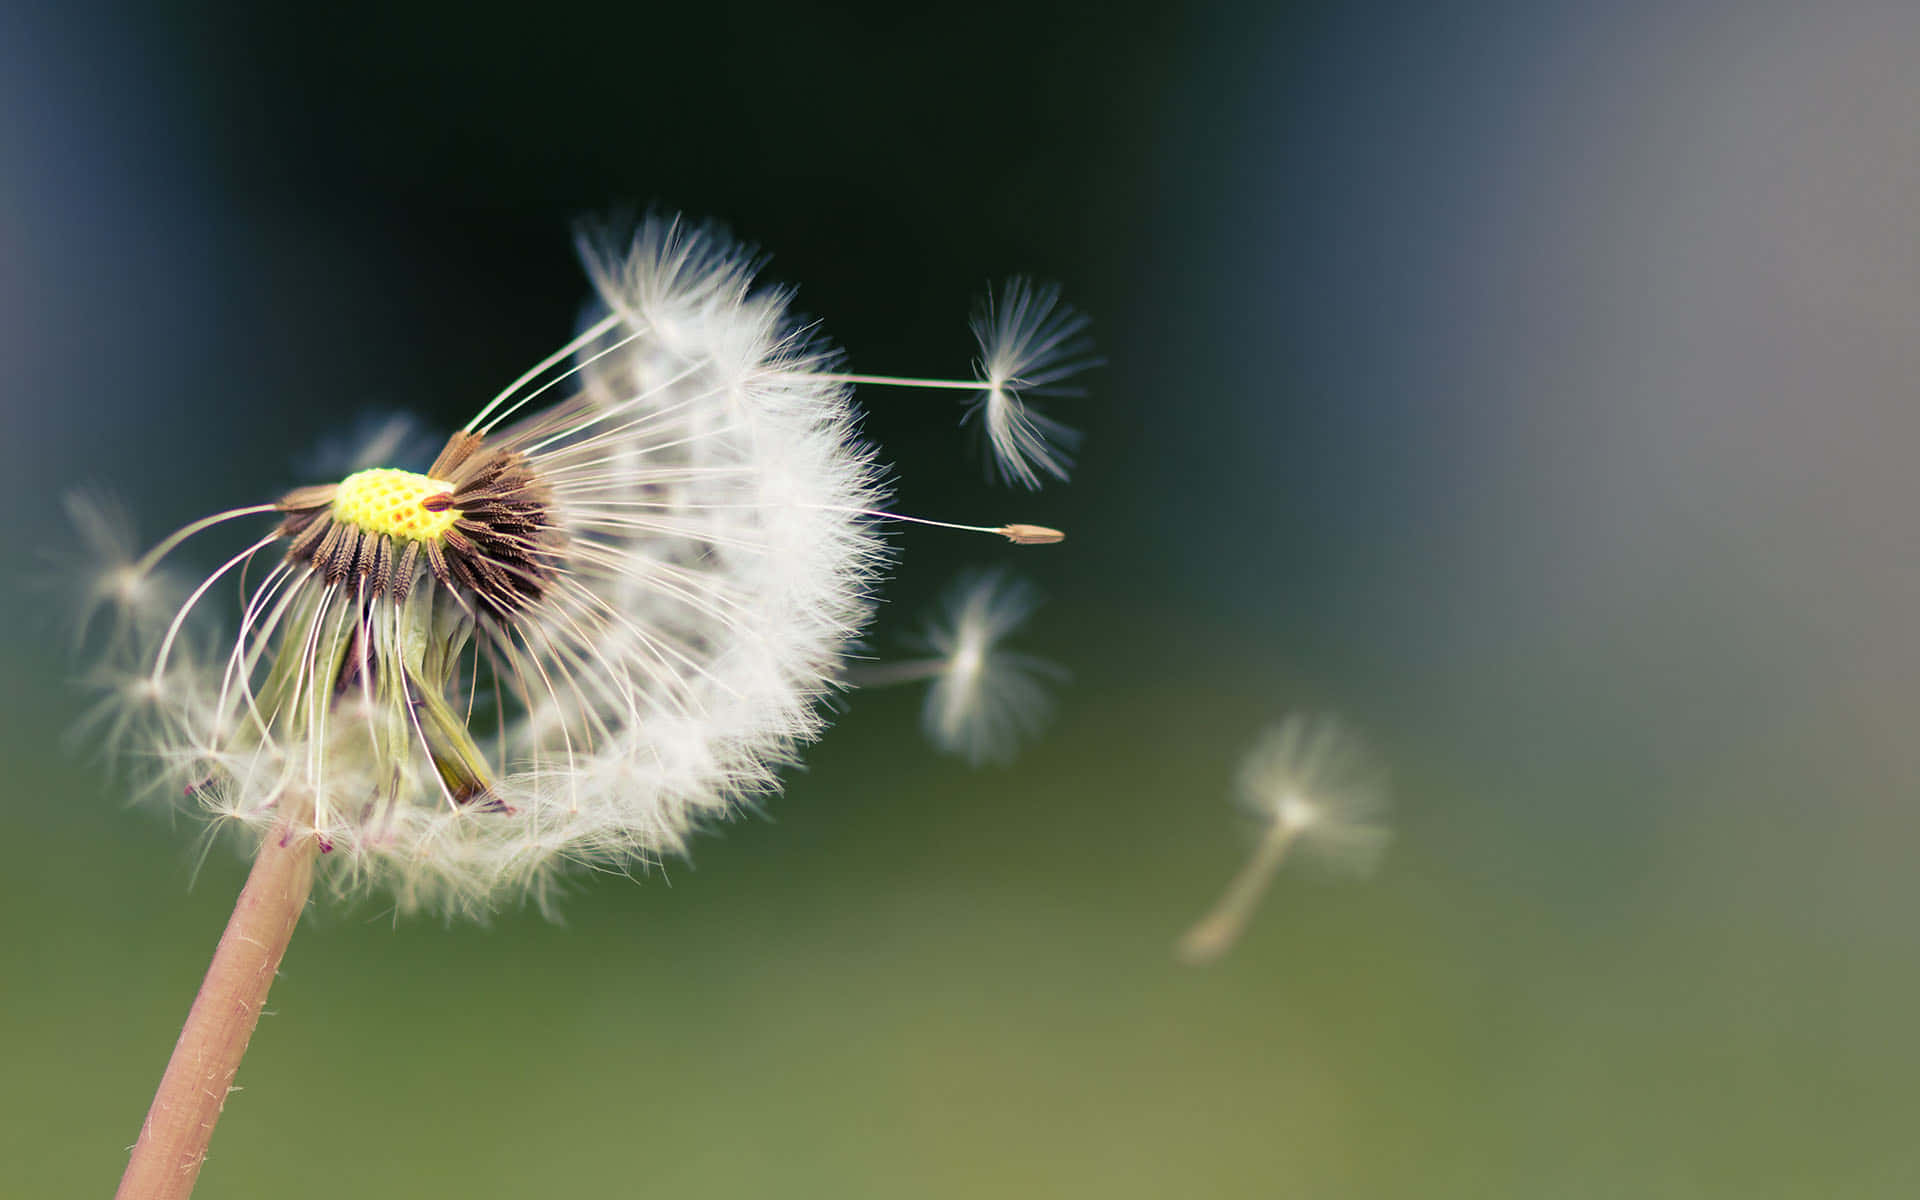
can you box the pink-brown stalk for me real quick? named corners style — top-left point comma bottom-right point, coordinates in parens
top-left (116, 817), bottom-right (319, 1200)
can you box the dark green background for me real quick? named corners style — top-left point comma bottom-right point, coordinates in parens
top-left (5, 1), bottom-right (1917, 1195)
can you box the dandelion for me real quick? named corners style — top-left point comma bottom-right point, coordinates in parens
top-left (129, 219), bottom-right (892, 917)
top-left (94, 215), bottom-right (1088, 1199)
top-left (801, 277), bottom-right (1099, 489)
top-left (1176, 715), bottom-right (1392, 965)
top-left (850, 569), bottom-right (1064, 765)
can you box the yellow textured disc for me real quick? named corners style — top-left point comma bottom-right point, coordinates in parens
top-left (332, 468), bottom-right (461, 542)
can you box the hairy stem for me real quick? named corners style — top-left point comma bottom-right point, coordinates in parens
top-left (116, 815), bottom-right (319, 1200)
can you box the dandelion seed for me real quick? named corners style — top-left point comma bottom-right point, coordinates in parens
top-left (849, 570), bottom-right (1063, 765)
top-left (101, 216), bottom-right (1081, 918)
top-left (1176, 715), bottom-right (1391, 965)
top-left (996, 523), bottom-right (1065, 545)
top-left (789, 277), bottom-right (1099, 489)
top-left (850, 509), bottom-right (1065, 545)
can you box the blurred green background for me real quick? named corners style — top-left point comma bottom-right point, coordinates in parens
top-left (6, 0), bottom-right (1920, 1195)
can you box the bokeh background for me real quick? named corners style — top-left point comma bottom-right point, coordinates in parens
top-left (6, 0), bottom-right (1920, 1195)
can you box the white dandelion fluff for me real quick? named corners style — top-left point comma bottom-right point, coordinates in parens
top-left (99, 216), bottom-right (1093, 918)
top-left (58, 490), bottom-right (185, 658)
top-left (1233, 715), bottom-right (1392, 876)
top-left (1176, 714), bottom-right (1392, 964)
top-left (846, 569), bottom-right (1063, 765)
top-left (965, 278), bottom-right (1101, 489)
top-left (917, 569), bottom-right (1062, 765)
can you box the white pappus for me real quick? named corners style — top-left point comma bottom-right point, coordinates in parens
top-left (964, 278), bottom-right (1102, 489)
top-left (848, 569), bottom-right (1064, 766)
top-left (917, 569), bottom-right (1063, 766)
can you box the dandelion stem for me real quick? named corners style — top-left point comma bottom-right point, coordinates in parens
top-left (116, 808), bottom-right (320, 1200)
top-left (1175, 825), bottom-right (1299, 966)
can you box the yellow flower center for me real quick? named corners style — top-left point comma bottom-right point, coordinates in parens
top-left (332, 468), bottom-right (461, 542)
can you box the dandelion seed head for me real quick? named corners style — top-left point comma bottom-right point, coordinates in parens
top-left (100, 216), bottom-right (901, 918)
